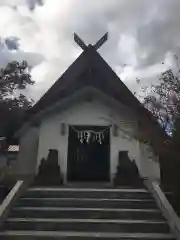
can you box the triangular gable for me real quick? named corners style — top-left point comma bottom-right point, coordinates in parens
top-left (29, 45), bottom-right (141, 117)
top-left (20, 44), bottom-right (171, 158)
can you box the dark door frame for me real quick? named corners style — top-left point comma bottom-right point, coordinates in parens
top-left (67, 125), bottom-right (110, 182)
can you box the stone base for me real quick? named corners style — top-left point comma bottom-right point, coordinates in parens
top-left (113, 151), bottom-right (144, 188)
top-left (33, 149), bottom-right (63, 186)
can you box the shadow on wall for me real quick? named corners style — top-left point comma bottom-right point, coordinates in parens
top-left (113, 151), bottom-right (144, 188)
top-left (34, 149), bottom-right (63, 186)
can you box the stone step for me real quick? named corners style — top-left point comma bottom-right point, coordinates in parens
top-left (17, 197), bottom-right (157, 209)
top-left (25, 187), bottom-right (152, 200)
top-left (2, 218), bottom-right (171, 233)
top-left (1, 186), bottom-right (175, 239)
top-left (0, 230), bottom-right (175, 239)
top-left (10, 207), bottom-right (164, 220)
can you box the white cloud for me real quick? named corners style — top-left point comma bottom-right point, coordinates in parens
top-left (0, 0), bottom-right (180, 102)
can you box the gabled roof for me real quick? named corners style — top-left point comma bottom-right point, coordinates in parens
top-left (21, 44), bottom-right (172, 157)
top-left (28, 44), bottom-right (141, 117)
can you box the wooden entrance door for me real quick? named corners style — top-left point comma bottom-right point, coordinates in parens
top-left (67, 126), bottom-right (110, 181)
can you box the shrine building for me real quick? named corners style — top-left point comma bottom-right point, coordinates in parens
top-left (14, 33), bottom-right (165, 185)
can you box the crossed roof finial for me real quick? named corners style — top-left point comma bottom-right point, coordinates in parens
top-left (74, 32), bottom-right (108, 50)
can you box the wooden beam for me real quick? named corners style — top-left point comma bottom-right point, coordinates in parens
top-left (93, 32), bottom-right (108, 50)
top-left (74, 33), bottom-right (87, 50)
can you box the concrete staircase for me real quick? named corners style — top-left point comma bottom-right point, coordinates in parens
top-left (0, 186), bottom-right (176, 239)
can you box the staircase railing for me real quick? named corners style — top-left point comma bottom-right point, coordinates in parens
top-left (144, 179), bottom-right (180, 240)
top-left (0, 180), bottom-right (29, 228)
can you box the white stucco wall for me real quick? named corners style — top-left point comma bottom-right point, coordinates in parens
top-left (36, 94), bottom-right (160, 183)
top-left (16, 127), bottom-right (39, 177)
top-left (138, 142), bottom-right (160, 182)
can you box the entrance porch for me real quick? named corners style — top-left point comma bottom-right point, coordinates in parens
top-left (67, 125), bottom-right (110, 182)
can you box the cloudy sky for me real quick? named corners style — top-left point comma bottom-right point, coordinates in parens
top-left (0, 0), bottom-right (180, 102)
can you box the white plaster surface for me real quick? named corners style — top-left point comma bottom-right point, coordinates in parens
top-left (16, 127), bottom-right (39, 176)
top-left (36, 94), bottom-right (160, 182)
